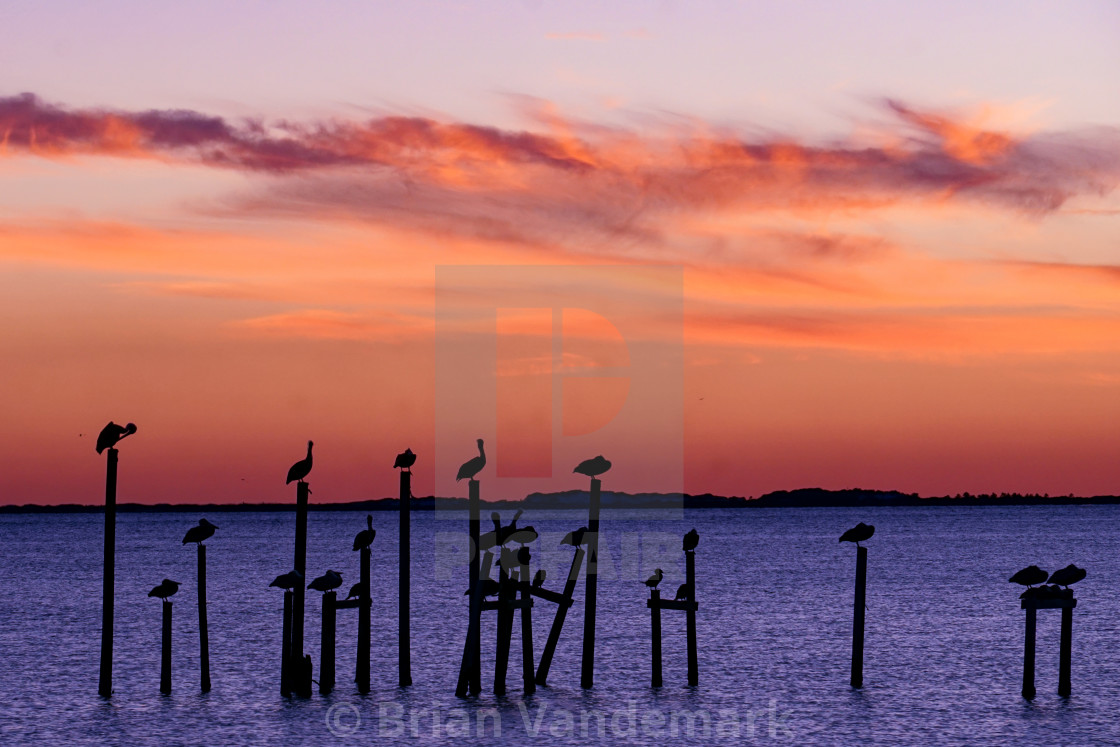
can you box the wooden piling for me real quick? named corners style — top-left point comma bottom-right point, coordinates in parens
top-left (281, 590), bottom-right (293, 696)
top-left (650, 589), bottom-right (663, 688)
top-left (535, 546), bottom-right (584, 685)
top-left (519, 549), bottom-right (535, 695)
top-left (161, 600), bottom-right (172, 694)
top-left (357, 546), bottom-right (371, 693)
top-left (292, 481), bottom-right (310, 696)
top-left (399, 468), bottom-right (412, 687)
top-left (457, 479), bottom-right (483, 697)
top-left (494, 553), bottom-right (513, 695)
top-left (98, 448), bottom-right (118, 697)
top-left (685, 549), bottom-right (698, 686)
top-left (851, 545), bottom-right (867, 688)
top-left (197, 544), bottom-right (211, 692)
top-left (1022, 606), bottom-right (1036, 699)
top-left (581, 478), bottom-right (601, 689)
top-left (320, 591), bottom-right (336, 694)
top-left (1059, 606), bottom-right (1072, 697)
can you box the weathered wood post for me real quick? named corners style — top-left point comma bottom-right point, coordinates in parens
top-left (456, 479), bottom-right (483, 697)
top-left (650, 588), bottom-right (663, 688)
top-left (519, 547), bottom-right (535, 695)
top-left (685, 550), bottom-right (698, 686)
top-left (281, 590), bottom-right (293, 696)
top-left (320, 591), bottom-right (337, 694)
top-left (292, 481), bottom-right (310, 697)
top-left (535, 546), bottom-right (585, 685)
top-left (161, 600), bottom-right (173, 694)
top-left (356, 546), bottom-right (371, 693)
top-left (98, 447), bottom-right (118, 697)
top-left (851, 545), bottom-right (867, 688)
top-left (399, 468), bottom-right (412, 687)
top-left (1022, 604), bottom-right (1037, 699)
top-left (494, 549), bottom-right (514, 695)
top-left (197, 544), bottom-right (211, 692)
top-left (581, 478), bottom-right (601, 688)
top-left (1059, 605), bottom-right (1073, 697)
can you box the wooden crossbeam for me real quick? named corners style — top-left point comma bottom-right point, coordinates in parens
top-left (646, 598), bottom-right (699, 612)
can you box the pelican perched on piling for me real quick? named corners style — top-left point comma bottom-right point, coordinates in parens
top-left (96, 421), bottom-right (137, 454)
top-left (286, 441), bottom-right (314, 484)
top-left (574, 455), bottom-right (611, 478)
top-left (148, 579), bottom-right (180, 599)
top-left (532, 569), bottom-right (546, 588)
top-left (269, 570), bottom-right (303, 591)
top-left (839, 522), bottom-right (875, 546)
top-left (645, 569), bottom-right (664, 589)
top-left (1047, 564), bottom-right (1086, 589)
top-left (353, 515), bottom-right (376, 551)
top-left (308, 570), bottom-right (343, 593)
top-left (456, 439), bottom-right (486, 482)
top-left (183, 518), bottom-right (218, 546)
top-left (561, 527), bottom-right (588, 547)
top-left (1009, 565), bottom-right (1049, 588)
top-left (394, 448), bottom-right (417, 472)
top-left (683, 528), bottom-right (699, 552)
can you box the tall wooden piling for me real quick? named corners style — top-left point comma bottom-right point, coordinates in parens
top-left (535, 547), bottom-right (584, 685)
top-left (197, 544), bottom-right (211, 692)
top-left (292, 481), bottom-right (310, 696)
top-left (399, 468), bottom-right (412, 687)
top-left (357, 546), bottom-right (371, 693)
top-left (281, 591), bottom-right (293, 696)
top-left (98, 448), bottom-right (118, 697)
top-left (457, 479), bottom-right (483, 697)
top-left (320, 592), bottom-right (336, 694)
top-left (685, 550), bottom-right (698, 686)
top-left (851, 545), bottom-right (867, 688)
top-left (1059, 606), bottom-right (1073, 697)
top-left (581, 478), bottom-right (601, 689)
top-left (161, 600), bottom-right (172, 694)
top-left (1022, 605), bottom-right (1037, 699)
top-left (519, 549), bottom-right (535, 695)
top-left (494, 552), bottom-right (513, 695)
top-left (650, 588), bottom-right (663, 688)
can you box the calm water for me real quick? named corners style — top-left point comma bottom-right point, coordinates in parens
top-left (2, 506), bottom-right (1119, 745)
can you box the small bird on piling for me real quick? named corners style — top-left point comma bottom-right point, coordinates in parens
top-left (561, 527), bottom-right (588, 547)
top-left (308, 570), bottom-right (343, 593)
top-left (148, 579), bottom-right (180, 599)
top-left (645, 569), bottom-right (664, 589)
top-left (839, 523), bottom-right (875, 546)
top-left (286, 441), bottom-right (314, 484)
top-left (1047, 564), bottom-right (1087, 589)
top-left (1009, 565), bottom-right (1049, 588)
top-left (532, 569), bottom-right (546, 588)
top-left (96, 421), bottom-right (137, 454)
top-left (353, 514), bottom-right (376, 551)
top-left (183, 518), bottom-right (218, 546)
top-left (683, 528), bottom-right (700, 552)
top-left (269, 570), bottom-right (303, 590)
top-left (674, 583), bottom-right (691, 601)
top-left (456, 438), bottom-right (486, 482)
top-left (465, 579), bottom-right (501, 598)
top-left (394, 448), bottom-right (416, 472)
top-left (345, 582), bottom-right (365, 601)
top-left (574, 455), bottom-right (611, 478)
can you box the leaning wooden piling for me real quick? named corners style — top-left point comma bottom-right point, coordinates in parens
top-left (320, 592), bottom-right (337, 694)
top-left (519, 548), bottom-right (535, 695)
top-left (356, 546), bottom-right (371, 693)
top-left (581, 478), bottom-right (601, 688)
top-left (399, 468), bottom-right (412, 687)
top-left (650, 588), bottom-right (663, 688)
top-left (281, 591), bottom-right (293, 696)
top-left (1059, 606), bottom-right (1073, 697)
top-left (161, 600), bottom-right (172, 694)
top-left (98, 448), bottom-right (118, 697)
top-left (197, 544), bottom-right (211, 692)
top-left (851, 545), bottom-right (867, 688)
top-left (292, 481), bottom-right (310, 696)
top-left (685, 549), bottom-right (698, 687)
top-left (535, 546), bottom-right (584, 685)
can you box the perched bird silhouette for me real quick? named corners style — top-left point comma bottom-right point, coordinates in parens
top-left (353, 515), bottom-right (376, 551)
top-left (345, 582), bottom-right (365, 601)
top-left (574, 455), bottom-right (612, 478)
top-left (839, 523), bottom-right (875, 546)
top-left (645, 568), bottom-right (664, 589)
top-left (674, 582), bottom-right (692, 601)
top-left (183, 518), bottom-right (218, 546)
top-left (465, 579), bottom-right (501, 598)
top-left (394, 448), bottom-right (416, 472)
top-left (561, 527), bottom-right (588, 547)
top-left (683, 528), bottom-right (699, 552)
top-left (1047, 564), bottom-right (1086, 589)
top-left (269, 570), bottom-right (303, 591)
top-left (532, 569), bottom-right (546, 588)
top-left (1009, 565), bottom-right (1049, 588)
top-left (148, 579), bottom-right (180, 600)
top-left (286, 441), bottom-right (314, 484)
top-left (308, 570), bottom-right (343, 593)
top-left (456, 439), bottom-right (486, 482)
top-left (96, 422), bottom-right (137, 454)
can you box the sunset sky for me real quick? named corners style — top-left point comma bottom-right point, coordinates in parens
top-left (2, 1), bottom-right (1119, 504)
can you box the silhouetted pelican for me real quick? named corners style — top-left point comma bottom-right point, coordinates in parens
top-left (269, 570), bottom-right (303, 590)
top-left (1047, 564), bottom-right (1086, 588)
top-left (308, 570), bottom-right (343, 593)
top-left (674, 582), bottom-right (691, 601)
top-left (683, 528), bottom-right (699, 552)
top-left (574, 455), bottom-right (612, 478)
top-left (345, 582), bottom-right (365, 601)
top-left (1009, 565), bottom-right (1049, 588)
top-left (96, 421), bottom-right (137, 454)
top-left (353, 515), bottom-right (376, 551)
top-left (645, 569), bottom-right (664, 588)
top-left (183, 518), bottom-right (218, 546)
top-left (561, 527), bottom-right (588, 547)
top-left (839, 522), bottom-right (875, 546)
top-left (465, 579), bottom-right (501, 597)
top-left (286, 441), bottom-right (314, 484)
top-left (148, 579), bottom-right (180, 599)
top-left (394, 448), bottom-right (417, 472)
top-left (532, 569), bottom-right (546, 588)
top-left (456, 439), bottom-right (486, 482)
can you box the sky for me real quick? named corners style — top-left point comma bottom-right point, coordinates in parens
top-left (1, 1), bottom-right (1119, 504)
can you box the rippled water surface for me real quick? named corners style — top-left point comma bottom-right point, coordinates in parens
top-left (2, 506), bottom-right (1119, 745)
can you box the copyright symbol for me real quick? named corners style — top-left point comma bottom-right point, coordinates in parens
top-left (326, 702), bottom-right (361, 736)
